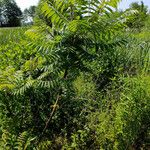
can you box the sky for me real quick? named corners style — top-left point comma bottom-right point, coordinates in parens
top-left (15, 0), bottom-right (150, 11)
top-left (15, 0), bottom-right (39, 10)
top-left (118, 0), bottom-right (150, 10)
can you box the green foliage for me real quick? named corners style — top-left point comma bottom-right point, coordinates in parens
top-left (65, 76), bottom-right (150, 149)
top-left (0, 27), bottom-right (31, 70)
top-left (0, 130), bottom-right (35, 150)
top-left (125, 1), bottom-right (148, 30)
top-left (0, 0), bottom-right (150, 149)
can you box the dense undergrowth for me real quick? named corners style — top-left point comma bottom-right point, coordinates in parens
top-left (0, 0), bottom-right (150, 149)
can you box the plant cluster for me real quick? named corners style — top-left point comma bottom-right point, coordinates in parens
top-left (0, 0), bottom-right (150, 149)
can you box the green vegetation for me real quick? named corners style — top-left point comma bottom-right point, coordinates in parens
top-left (125, 1), bottom-right (149, 30)
top-left (0, 0), bottom-right (150, 149)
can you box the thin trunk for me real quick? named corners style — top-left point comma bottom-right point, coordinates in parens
top-left (40, 68), bottom-right (68, 138)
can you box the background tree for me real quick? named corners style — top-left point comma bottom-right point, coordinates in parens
top-left (0, 0), bottom-right (6, 26)
top-left (0, 0), bottom-right (22, 27)
top-left (23, 6), bottom-right (36, 25)
top-left (125, 1), bottom-right (148, 30)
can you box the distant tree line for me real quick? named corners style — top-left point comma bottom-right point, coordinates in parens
top-left (0, 0), bottom-right (36, 27)
top-left (22, 6), bottom-right (36, 25)
top-left (0, 0), bottom-right (22, 27)
top-left (0, 0), bottom-right (149, 28)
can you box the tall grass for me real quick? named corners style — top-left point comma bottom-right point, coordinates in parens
top-left (0, 27), bottom-right (31, 70)
top-left (0, 27), bottom-right (28, 45)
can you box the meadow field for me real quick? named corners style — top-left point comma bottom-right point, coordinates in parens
top-left (0, 0), bottom-right (150, 149)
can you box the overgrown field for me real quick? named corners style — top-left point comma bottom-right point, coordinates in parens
top-left (0, 0), bottom-right (150, 149)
